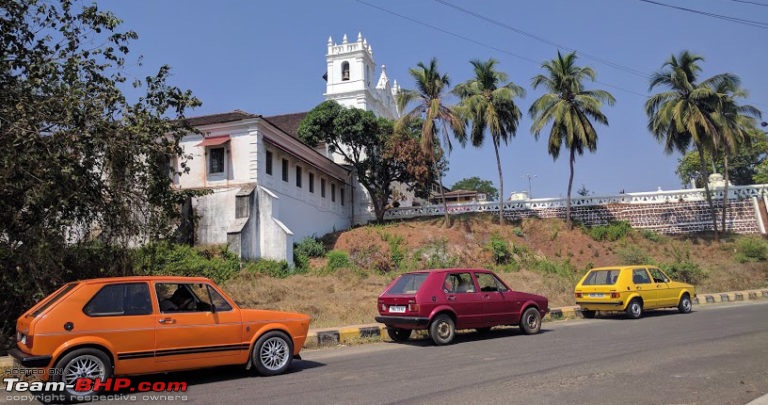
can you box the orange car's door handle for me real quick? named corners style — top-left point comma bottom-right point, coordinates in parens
top-left (447, 295), bottom-right (456, 301)
top-left (158, 317), bottom-right (175, 324)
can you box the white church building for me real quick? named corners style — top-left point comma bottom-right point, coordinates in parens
top-left (174, 33), bottom-right (401, 264)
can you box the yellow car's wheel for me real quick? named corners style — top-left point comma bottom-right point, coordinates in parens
top-left (678, 295), bottom-right (692, 314)
top-left (625, 298), bottom-right (643, 319)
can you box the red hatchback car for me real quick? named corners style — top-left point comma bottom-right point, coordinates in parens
top-left (375, 268), bottom-right (549, 345)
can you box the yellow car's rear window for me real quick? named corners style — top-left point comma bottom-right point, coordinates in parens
top-left (582, 269), bottom-right (620, 285)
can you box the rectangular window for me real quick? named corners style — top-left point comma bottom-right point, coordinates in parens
top-left (341, 187), bottom-right (345, 206)
top-left (296, 166), bottom-right (302, 188)
top-left (266, 150), bottom-right (273, 175)
top-left (309, 173), bottom-right (315, 193)
top-left (321, 178), bottom-right (326, 198)
top-left (282, 159), bottom-right (289, 182)
top-left (331, 183), bottom-right (336, 202)
top-left (209, 147), bottom-right (225, 174)
top-left (83, 283), bottom-right (151, 317)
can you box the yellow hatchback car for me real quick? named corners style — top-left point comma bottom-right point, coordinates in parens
top-left (574, 265), bottom-right (696, 319)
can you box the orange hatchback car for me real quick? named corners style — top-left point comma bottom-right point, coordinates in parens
top-left (11, 276), bottom-right (310, 398)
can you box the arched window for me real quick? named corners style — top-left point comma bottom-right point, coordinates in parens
top-left (341, 61), bottom-right (350, 81)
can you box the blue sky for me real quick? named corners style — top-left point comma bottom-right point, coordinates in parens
top-left (97, 0), bottom-right (768, 198)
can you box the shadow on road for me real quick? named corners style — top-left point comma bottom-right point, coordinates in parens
top-left (592, 308), bottom-right (691, 320)
top-left (385, 327), bottom-right (553, 347)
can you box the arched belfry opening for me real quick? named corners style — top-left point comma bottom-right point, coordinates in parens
top-left (341, 61), bottom-right (350, 81)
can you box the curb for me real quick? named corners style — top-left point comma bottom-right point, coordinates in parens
top-left (304, 288), bottom-right (768, 349)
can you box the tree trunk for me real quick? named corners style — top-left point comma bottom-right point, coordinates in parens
top-left (721, 153), bottom-right (730, 233)
top-left (494, 139), bottom-right (504, 226)
top-left (440, 175), bottom-right (450, 228)
top-left (697, 145), bottom-right (719, 241)
top-left (566, 147), bottom-right (575, 229)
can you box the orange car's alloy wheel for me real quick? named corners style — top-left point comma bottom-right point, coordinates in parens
top-left (54, 348), bottom-right (112, 398)
top-left (253, 331), bottom-right (294, 376)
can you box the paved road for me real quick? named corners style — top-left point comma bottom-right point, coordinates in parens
top-left (7, 301), bottom-right (768, 404)
top-left (184, 301), bottom-right (768, 405)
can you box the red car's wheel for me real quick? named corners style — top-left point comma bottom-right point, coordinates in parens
top-left (429, 314), bottom-right (455, 345)
top-left (519, 307), bottom-right (541, 335)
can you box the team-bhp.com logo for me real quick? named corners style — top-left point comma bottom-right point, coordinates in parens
top-left (4, 376), bottom-right (188, 402)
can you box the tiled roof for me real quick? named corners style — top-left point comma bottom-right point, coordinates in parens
top-left (184, 110), bottom-right (260, 127)
top-left (263, 112), bottom-right (308, 139)
top-left (444, 189), bottom-right (479, 196)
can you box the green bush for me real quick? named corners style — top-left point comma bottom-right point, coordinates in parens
top-left (617, 246), bottom-right (651, 265)
top-left (513, 227), bottom-right (524, 237)
top-left (243, 259), bottom-right (292, 278)
top-left (293, 236), bottom-right (325, 271)
top-left (660, 260), bottom-right (707, 285)
top-left (423, 238), bottom-right (458, 269)
top-left (132, 242), bottom-right (239, 284)
top-left (639, 229), bottom-right (663, 242)
top-left (381, 232), bottom-right (405, 270)
top-left (734, 237), bottom-right (768, 263)
top-left (295, 236), bottom-right (325, 258)
top-left (585, 221), bottom-right (632, 241)
top-left (326, 250), bottom-right (351, 272)
top-left (487, 234), bottom-right (512, 265)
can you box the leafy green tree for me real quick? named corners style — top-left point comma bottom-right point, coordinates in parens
top-left (646, 50), bottom-right (738, 240)
top-left (529, 51), bottom-right (615, 228)
top-left (451, 176), bottom-right (499, 201)
top-left (297, 100), bottom-right (422, 223)
top-left (397, 58), bottom-right (466, 227)
top-left (0, 0), bottom-right (200, 345)
top-left (453, 59), bottom-right (524, 224)
top-left (708, 80), bottom-right (762, 231)
top-left (675, 131), bottom-right (768, 188)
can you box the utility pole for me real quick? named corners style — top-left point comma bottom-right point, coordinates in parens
top-left (523, 173), bottom-right (537, 199)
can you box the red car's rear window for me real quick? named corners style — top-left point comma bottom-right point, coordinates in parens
top-left (385, 273), bottom-right (429, 295)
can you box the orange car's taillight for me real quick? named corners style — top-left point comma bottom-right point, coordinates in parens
top-left (575, 292), bottom-right (582, 298)
top-left (407, 301), bottom-right (419, 312)
top-left (610, 292), bottom-right (620, 299)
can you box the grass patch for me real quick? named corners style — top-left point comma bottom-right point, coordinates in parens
top-left (617, 246), bottom-right (651, 265)
top-left (242, 259), bottom-right (293, 279)
top-left (584, 221), bottom-right (632, 242)
top-left (734, 237), bottom-right (768, 263)
top-left (325, 250), bottom-right (351, 272)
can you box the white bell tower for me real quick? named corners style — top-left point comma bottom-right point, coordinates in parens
top-left (324, 33), bottom-right (400, 119)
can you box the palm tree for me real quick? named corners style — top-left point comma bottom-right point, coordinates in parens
top-left (645, 50), bottom-right (738, 241)
top-left (709, 80), bottom-right (762, 232)
top-left (397, 58), bottom-right (466, 227)
top-left (529, 51), bottom-right (615, 228)
top-left (453, 59), bottom-right (525, 225)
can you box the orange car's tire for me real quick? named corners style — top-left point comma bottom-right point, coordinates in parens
top-left (252, 331), bottom-right (294, 376)
top-left (519, 307), bottom-right (542, 335)
top-left (429, 314), bottom-right (455, 345)
top-left (52, 348), bottom-right (112, 401)
top-left (625, 298), bottom-right (643, 319)
top-left (678, 295), bottom-right (692, 314)
top-left (386, 327), bottom-right (412, 342)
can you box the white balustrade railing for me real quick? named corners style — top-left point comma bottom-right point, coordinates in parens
top-left (383, 184), bottom-right (768, 220)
